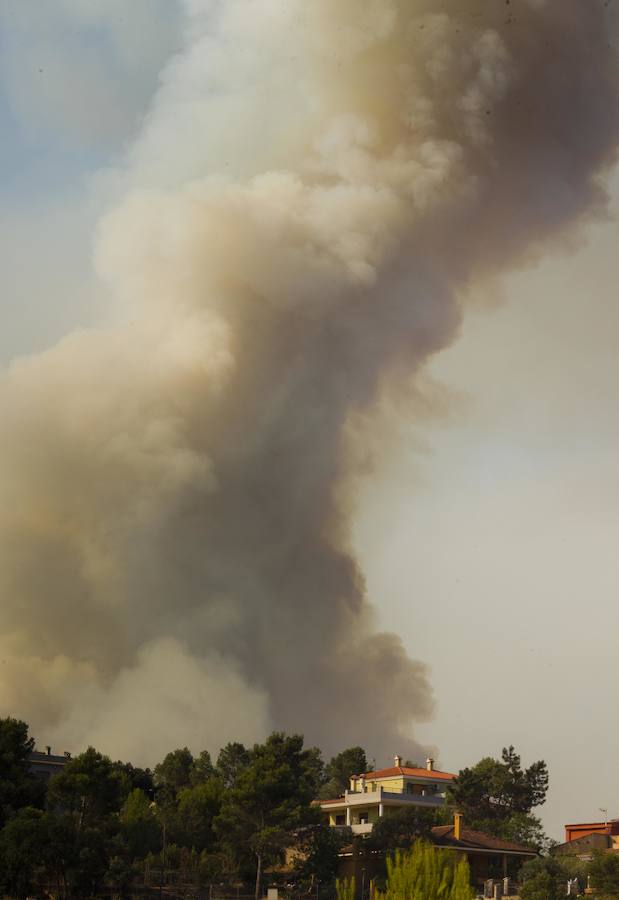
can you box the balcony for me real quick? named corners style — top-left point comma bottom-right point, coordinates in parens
top-left (351, 823), bottom-right (373, 835)
top-left (343, 787), bottom-right (445, 808)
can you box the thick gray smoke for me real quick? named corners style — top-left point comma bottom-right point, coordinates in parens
top-left (0, 0), bottom-right (617, 766)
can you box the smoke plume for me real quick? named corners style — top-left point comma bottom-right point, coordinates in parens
top-left (0, 0), bottom-right (617, 766)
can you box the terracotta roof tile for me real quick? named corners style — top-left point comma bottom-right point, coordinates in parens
top-left (360, 766), bottom-right (456, 781)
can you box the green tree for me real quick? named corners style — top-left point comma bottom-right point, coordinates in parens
top-left (0, 717), bottom-right (43, 825)
top-left (105, 854), bottom-right (136, 899)
top-left (30, 810), bottom-right (112, 900)
top-left (588, 849), bottom-right (619, 899)
top-left (215, 732), bottom-right (322, 900)
top-left (174, 778), bottom-right (223, 851)
top-left (320, 746), bottom-right (369, 799)
top-left (375, 843), bottom-right (473, 900)
top-left (46, 748), bottom-right (127, 897)
top-left (520, 871), bottom-right (559, 900)
top-left (112, 760), bottom-right (155, 800)
top-left (447, 746), bottom-right (548, 845)
top-left (0, 807), bottom-right (49, 898)
top-left (190, 749), bottom-right (215, 785)
top-left (295, 823), bottom-right (352, 887)
top-left (48, 746), bottom-right (123, 824)
top-left (368, 805), bottom-right (437, 852)
top-left (120, 788), bottom-right (161, 859)
top-left (154, 747), bottom-right (194, 804)
top-left (216, 742), bottom-right (251, 789)
top-left (519, 856), bottom-right (573, 900)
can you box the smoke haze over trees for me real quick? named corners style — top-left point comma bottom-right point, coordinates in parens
top-left (0, 1), bottom-right (618, 764)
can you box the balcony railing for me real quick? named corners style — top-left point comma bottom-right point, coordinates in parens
top-left (341, 787), bottom-right (446, 807)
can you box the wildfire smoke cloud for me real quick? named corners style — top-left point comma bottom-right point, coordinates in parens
top-left (0, 0), bottom-right (617, 764)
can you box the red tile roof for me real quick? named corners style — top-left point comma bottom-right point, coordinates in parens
top-left (360, 766), bottom-right (456, 781)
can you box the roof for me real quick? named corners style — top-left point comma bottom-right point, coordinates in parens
top-left (431, 825), bottom-right (537, 855)
top-left (359, 766), bottom-right (456, 781)
top-left (30, 751), bottom-right (69, 764)
top-left (553, 833), bottom-right (612, 856)
top-left (565, 821), bottom-right (611, 828)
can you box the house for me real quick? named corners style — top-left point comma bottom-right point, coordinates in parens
top-left (320, 755), bottom-right (456, 835)
top-left (563, 819), bottom-right (619, 845)
top-left (432, 815), bottom-right (538, 884)
top-left (336, 813), bottom-right (538, 895)
top-left (29, 746), bottom-right (71, 781)
top-left (552, 818), bottom-right (619, 860)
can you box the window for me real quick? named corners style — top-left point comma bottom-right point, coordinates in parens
top-left (335, 814), bottom-right (345, 826)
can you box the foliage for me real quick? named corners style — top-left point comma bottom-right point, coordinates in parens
top-left (215, 732), bottom-right (322, 896)
top-left (520, 870), bottom-right (559, 900)
top-left (46, 749), bottom-right (127, 896)
top-left (154, 747), bottom-right (194, 800)
top-left (173, 778), bottom-right (223, 851)
top-left (112, 760), bottom-right (155, 800)
top-left (374, 843), bottom-right (473, 900)
top-left (589, 849), bottom-right (619, 898)
top-left (295, 823), bottom-right (352, 885)
top-left (368, 805), bottom-right (437, 851)
top-left (48, 746), bottom-right (123, 823)
top-left (120, 788), bottom-right (161, 858)
top-left (0, 717), bottom-right (43, 826)
top-left (216, 741), bottom-right (252, 789)
top-left (336, 876), bottom-right (356, 900)
top-left (0, 807), bottom-right (49, 898)
top-left (105, 855), bottom-right (136, 898)
top-left (0, 723), bottom-right (558, 900)
top-left (519, 856), bottom-right (573, 900)
top-left (447, 746), bottom-right (548, 846)
top-left (190, 749), bottom-right (215, 785)
top-left (320, 746), bottom-right (368, 799)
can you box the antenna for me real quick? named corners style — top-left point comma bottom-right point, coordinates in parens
top-left (600, 807), bottom-right (608, 826)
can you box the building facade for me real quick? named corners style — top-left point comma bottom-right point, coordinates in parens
top-left (320, 755), bottom-right (456, 835)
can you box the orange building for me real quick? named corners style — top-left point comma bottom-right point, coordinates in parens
top-left (564, 820), bottom-right (619, 844)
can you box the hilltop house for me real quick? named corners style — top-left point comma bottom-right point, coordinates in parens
top-left (553, 818), bottom-right (619, 859)
top-left (29, 746), bottom-right (71, 781)
top-left (320, 755), bottom-right (456, 835)
top-left (336, 813), bottom-right (538, 893)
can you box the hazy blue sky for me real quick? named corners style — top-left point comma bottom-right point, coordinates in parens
top-left (2, 1), bottom-right (618, 840)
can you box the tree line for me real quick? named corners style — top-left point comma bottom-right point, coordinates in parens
top-left (0, 717), bottom-right (554, 899)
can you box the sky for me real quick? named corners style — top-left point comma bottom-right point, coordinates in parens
top-left (1, 1), bottom-right (618, 841)
top-left (355, 181), bottom-right (619, 838)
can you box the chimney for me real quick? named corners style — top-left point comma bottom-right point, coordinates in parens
top-left (350, 776), bottom-right (356, 792)
top-left (394, 754), bottom-right (402, 768)
top-left (454, 812), bottom-right (463, 841)
top-left (45, 746), bottom-right (51, 756)
top-left (426, 757), bottom-right (434, 771)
